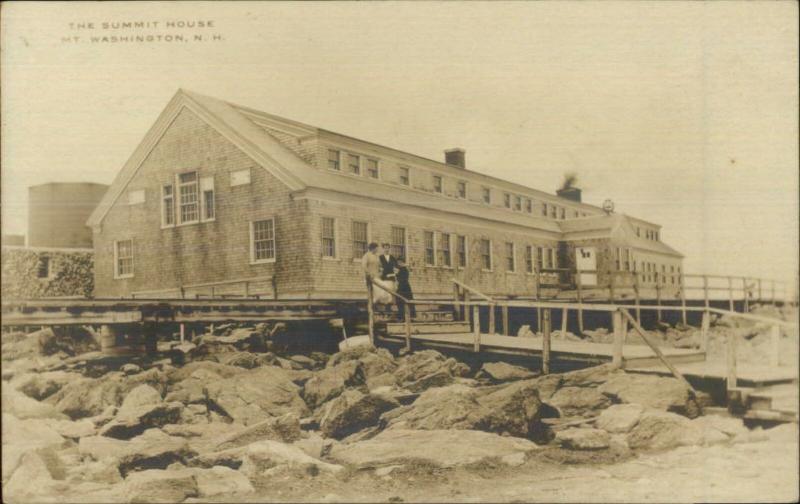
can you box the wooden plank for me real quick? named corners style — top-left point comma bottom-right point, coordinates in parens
top-left (542, 308), bottom-right (551, 374)
top-left (489, 303), bottom-right (496, 335)
top-left (1, 311), bottom-right (142, 325)
top-left (561, 307), bottom-right (568, 336)
top-left (703, 275), bottom-right (710, 310)
top-left (728, 276), bottom-right (735, 312)
top-left (472, 305), bottom-right (480, 352)
top-left (611, 310), bottom-right (624, 368)
top-left (620, 309), bottom-right (696, 393)
top-left (701, 310), bottom-right (710, 352)
top-left (727, 331), bottom-right (737, 391)
top-left (742, 278), bottom-right (749, 313)
top-left (501, 305), bottom-right (509, 336)
top-left (180, 323), bottom-right (185, 344)
top-left (404, 303), bottom-right (412, 352)
top-left (367, 283), bottom-right (375, 346)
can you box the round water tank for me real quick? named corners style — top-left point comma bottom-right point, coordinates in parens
top-left (28, 182), bottom-right (109, 248)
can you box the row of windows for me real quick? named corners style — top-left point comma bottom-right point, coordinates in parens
top-left (325, 148), bottom-right (589, 220)
top-left (635, 226), bottom-right (660, 242)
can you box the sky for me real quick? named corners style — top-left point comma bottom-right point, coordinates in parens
top-left (2, 1), bottom-right (798, 284)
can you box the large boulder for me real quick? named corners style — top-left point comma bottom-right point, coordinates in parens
top-left (546, 386), bottom-right (612, 418)
top-left (47, 368), bottom-right (168, 419)
top-left (596, 404), bottom-right (645, 434)
top-left (166, 360), bottom-right (244, 384)
top-left (123, 469), bottom-right (199, 503)
top-left (13, 371), bottom-right (81, 400)
top-left (79, 429), bottom-right (196, 476)
top-left (99, 402), bottom-right (184, 439)
top-left (2, 414), bottom-right (68, 483)
top-left (118, 384), bottom-right (163, 413)
top-left (475, 362), bottom-right (537, 383)
top-left (626, 410), bottom-right (707, 451)
top-left (197, 327), bottom-right (266, 353)
top-left (473, 379), bottom-right (544, 438)
top-left (302, 360), bottom-right (367, 409)
top-left (205, 366), bottom-right (309, 425)
top-left (46, 418), bottom-right (97, 439)
top-left (556, 427), bottom-right (611, 450)
top-left (3, 450), bottom-right (60, 502)
top-left (195, 440), bottom-right (343, 475)
top-left (559, 364), bottom-right (620, 388)
top-left (2, 387), bottom-right (68, 420)
top-left (329, 429), bottom-right (541, 468)
top-left (598, 373), bottom-right (700, 418)
top-left (214, 413), bottom-right (302, 450)
top-left (195, 465), bottom-right (254, 497)
top-left (37, 326), bottom-right (100, 357)
top-left (317, 390), bottom-right (400, 439)
top-left (392, 350), bottom-right (470, 393)
top-left (381, 384), bottom-right (482, 431)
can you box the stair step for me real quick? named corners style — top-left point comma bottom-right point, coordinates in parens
top-left (385, 321), bottom-right (471, 335)
top-left (375, 312), bottom-right (454, 323)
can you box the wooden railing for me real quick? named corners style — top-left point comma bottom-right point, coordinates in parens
top-left (367, 277), bottom-right (798, 395)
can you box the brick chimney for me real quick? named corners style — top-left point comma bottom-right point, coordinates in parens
top-left (444, 148), bottom-right (466, 169)
top-left (556, 187), bottom-right (582, 203)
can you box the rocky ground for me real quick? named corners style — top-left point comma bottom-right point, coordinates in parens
top-left (2, 320), bottom-right (798, 503)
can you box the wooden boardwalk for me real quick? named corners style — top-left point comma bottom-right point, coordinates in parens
top-left (380, 331), bottom-right (705, 366)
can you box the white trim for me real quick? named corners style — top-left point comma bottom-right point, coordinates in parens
top-left (161, 183), bottom-right (175, 228)
top-left (480, 238), bottom-right (493, 272)
top-left (230, 168), bottom-right (251, 187)
top-left (177, 171), bottom-right (200, 225)
top-left (1, 245), bottom-right (94, 254)
top-left (200, 176), bottom-right (215, 222)
top-left (113, 239), bottom-right (134, 279)
top-left (127, 189), bottom-right (145, 205)
top-left (250, 218), bottom-right (277, 264)
top-left (424, 230), bottom-right (437, 267)
top-left (321, 216), bottom-right (338, 259)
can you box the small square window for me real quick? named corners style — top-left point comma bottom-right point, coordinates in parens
top-left (482, 187), bottom-right (491, 204)
top-left (348, 154), bottom-right (360, 175)
top-left (504, 193), bottom-right (511, 209)
top-left (366, 159), bottom-right (379, 179)
top-left (327, 149), bottom-right (340, 171)
top-left (525, 199), bottom-right (532, 213)
top-left (399, 167), bottom-right (410, 186)
top-left (457, 181), bottom-right (467, 199)
top-left (433, 175), bottom-right (443, 193)
top-left (514, 196), bottom-right (522, 211)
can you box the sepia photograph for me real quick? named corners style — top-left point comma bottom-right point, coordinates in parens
top-left (1, 1), bottom-right (798, 502)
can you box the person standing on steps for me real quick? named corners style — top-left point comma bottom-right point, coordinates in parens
top-left (362, 242), bottom-right (391, 304)
top-left (379, 242), bottom-right (398, 288)
top-left (395, 258), bottom-right (416, 321)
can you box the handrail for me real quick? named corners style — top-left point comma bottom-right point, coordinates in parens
top-left (450, 278), bottom-right (494, 302)
top-left (369, 278), bottom-right (410, 303)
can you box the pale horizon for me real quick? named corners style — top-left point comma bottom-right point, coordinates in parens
top-left (2, 1), bottom-right (797, 284)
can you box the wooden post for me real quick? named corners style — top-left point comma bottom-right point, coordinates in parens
top-left (536, 307), bottom-right (541, 333)
top-left (770, 324), bottom-right (780, 367)
top-left (771, 280), bottom-right (776, 304)
top-left (367, 282), bottom-right (375, 346)
top-left (489, 303), bottom-right (496, 334)
top-left (634, 274), bottom-right (641, 323)
top-left (472, 305), bottom-right (481, 353)
top-left (703, 275), bottom-right (710, 310)
top-left (742, 278), bottom-right (749, 313)
top-left (561, 307), bottom-right (568, 336)
top-left (576, 269), bottom-right (584, 334)
top-left (404, 303), bottom-right (412, 353)
top-left (453, 284), bottom-right (462, 321)
top-left (700, 310), bottom-right (710, 352)
top-left (679, 273), bottom-right (687, 326)
top-left (620, 309), bottom-right (696, 392)
top-left (609, 273), bottom-right (616, 304)
top-left (757, 278), bottom-right (763, 303)
top-left (611, 310), bottom-right (624, 368)
top-left (655, 273), bottom-right (662, 323)
top-left (726, 331), bottom-right (737, 391)
top-left (542, 308), bottom-right (551, 375)
top-left (180, 323), bottom-right (185, 344)
top-left (501, 305), bottom-right (509, 336)
top-left (728, 276), bottom-right (734, 312)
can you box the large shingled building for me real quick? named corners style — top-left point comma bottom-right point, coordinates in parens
top-left (87, 89), bottom-right (682, 300)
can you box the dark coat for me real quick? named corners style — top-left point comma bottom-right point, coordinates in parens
top-left (396, 266), bottom-right (413, 296)
top-left (379, 254), bottom-right (398, 280)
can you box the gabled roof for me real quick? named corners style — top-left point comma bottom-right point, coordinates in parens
top-left (559, 213), bottom-right (683, 257)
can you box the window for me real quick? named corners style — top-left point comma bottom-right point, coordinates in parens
top-left (514, 196), bottom-right (522, 211)
top-left (615, 247), bottom-right (622, 270)
top-left (366, 159), bottom-right (379, 179)
top-left (424, 231), bottom-right (436, 266)
top-left (480, 239), bottom-right (492, 270)
top-left (624, 249), bottom-right (631, 271)
top-left (391, 226), bottom-right (406, 259)
top-left (352, 221), bottom-right (369, 259)
top-left (456, 235), bottom-right (467, 267)
top-left (546, 248), bottom-right (555, 269)
top-left (347, 154), bottom-right (360, 175)
top-left (433, 175), bottom-right (443, 193)
top-left (655, 231), bottom-right (660, 241)
top-left (636, 227), bottom-right (641, 237)
top-left (327, 149), bottom-right (340, 171)
top-left (482, 187), bottom-right (491, 204)
top-left (322, 217), bottom-right (336, 258)
top-left (200, 176), bottom-right (215, 221)
top-left (36, 256), bottom-right (50, 279)
top-left (525, 245), bottom-right (534, 274)
top-left (114, 239), bottom-right (134, 278)
top-left (536, 246), bottom-right (544, 272)
top-left (572, 209), bottom-right (579, 218)
top-left (504, 193), bottom-right (511, 208)
top-left (251, 219), bottom-right (276, 263)
top-left (440, 232), bottom-right (452, 267)
top-left (559, 207), bottom-right (566, 220)
top-left (549, 205), bottom-right (557, 218)
top-left (525, 199), bottom-right (532, 213)
top-left (541, 204), bottom-right (548, 217)
top-left (230, 168), bottom-right (251, 186)
top-left (399, 167), bottom-right (410, 186)
top-left (178, 172), bottom-right (199, 224)
top-left (162, 184), bottom-right (174, 226)
top-left (505, 242), bottom-right (515, 272)
top-left (457, 181), bottom-right (467, 199)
